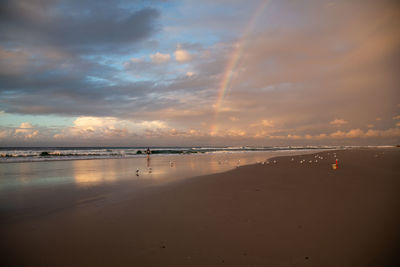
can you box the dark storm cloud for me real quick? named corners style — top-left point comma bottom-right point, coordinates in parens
top-left (0, 79), bottom-right (163, 117)
top-left (0, 0), bottom-right (160, 52)
top-left (0, 0), bottom-right (164, 117)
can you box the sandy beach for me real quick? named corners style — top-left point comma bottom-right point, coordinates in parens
top-left (1, 148), bottom-right (399, 266)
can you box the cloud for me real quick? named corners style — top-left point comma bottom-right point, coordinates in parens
top-left (54, 116), bottom-right (169, 140)
top-left (337, 129), bottom-right (363, 138)
top-left (254, 128), bottom-right (400, 141)
top-left (13, 122), bottom-right (39, 139)
top-left (174, 46), bottom-right (192, 62)
top-left (15, 122), bottom-right (33, 130)
top-left (0, 48), bottom-right (31, 76)
top-left (329, 119), bottom-right (348, 126)
top-left (250, 119), bottom-right (275, 128)
top-left (0, 130), bottom-right (8, 139)
top-left (261, 120), bottom-right (275, 127)
top-left (128, 57), bottom-right (145, 64)
top-left (0, 1), bottom-right (160, 52)
top-left (0, 1), bottom-right (163, 120)
top-left (150, 52), bottom-right (171, 64)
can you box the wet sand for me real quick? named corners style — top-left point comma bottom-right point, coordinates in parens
top-left (2, 148), bottom-right (400, 266)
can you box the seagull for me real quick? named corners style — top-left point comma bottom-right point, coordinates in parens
top-left (136, 168), bottom-right (139, 176)
top-left (291, 158), bottom-right (294, 161)
top-left (273, 160), bottom-right (277, 164)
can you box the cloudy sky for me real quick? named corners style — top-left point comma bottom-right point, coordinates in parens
top-left (0, 0), bottom-right (399, 146)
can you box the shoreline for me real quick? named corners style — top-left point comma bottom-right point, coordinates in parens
top-left (0, 147), bottom-right (339, 164)
top-left (2, 148), bottom-right (399, 266)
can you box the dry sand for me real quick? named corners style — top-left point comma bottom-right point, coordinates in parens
top-left (2, 148), bottom-right (400, 266)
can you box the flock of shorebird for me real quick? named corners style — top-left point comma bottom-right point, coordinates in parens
top-left (135, 160), bottom-right (177, 176)
top-left (239, 152), bottom-right (338, 168)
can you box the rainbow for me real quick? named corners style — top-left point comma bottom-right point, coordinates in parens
top-left (211, 0), bottom-right (270, 134)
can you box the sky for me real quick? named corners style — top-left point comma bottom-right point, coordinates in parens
top-left (0, 0), bottom-right (399, 147)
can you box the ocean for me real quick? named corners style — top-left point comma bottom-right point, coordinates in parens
top-left (0, 146), bottom-right (337, 163)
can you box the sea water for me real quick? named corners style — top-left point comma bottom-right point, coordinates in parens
top-left (0, 146), bottom-right (336, 163)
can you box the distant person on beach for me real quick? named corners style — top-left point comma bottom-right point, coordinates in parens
top-left (146, 148), bottom-right (151, 159)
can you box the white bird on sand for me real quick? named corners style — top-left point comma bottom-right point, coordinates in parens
top-left (291, 158), bottom-right (294, 161)
top-left (309, 160), bottom-right (312, 163)
top-left (273, 160), bottom-right (277, 164)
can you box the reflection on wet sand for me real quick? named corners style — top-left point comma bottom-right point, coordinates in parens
top-left (73, 160), bottom-right (120, 186)
top-left (147, 157), bottom-right (152, 174)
